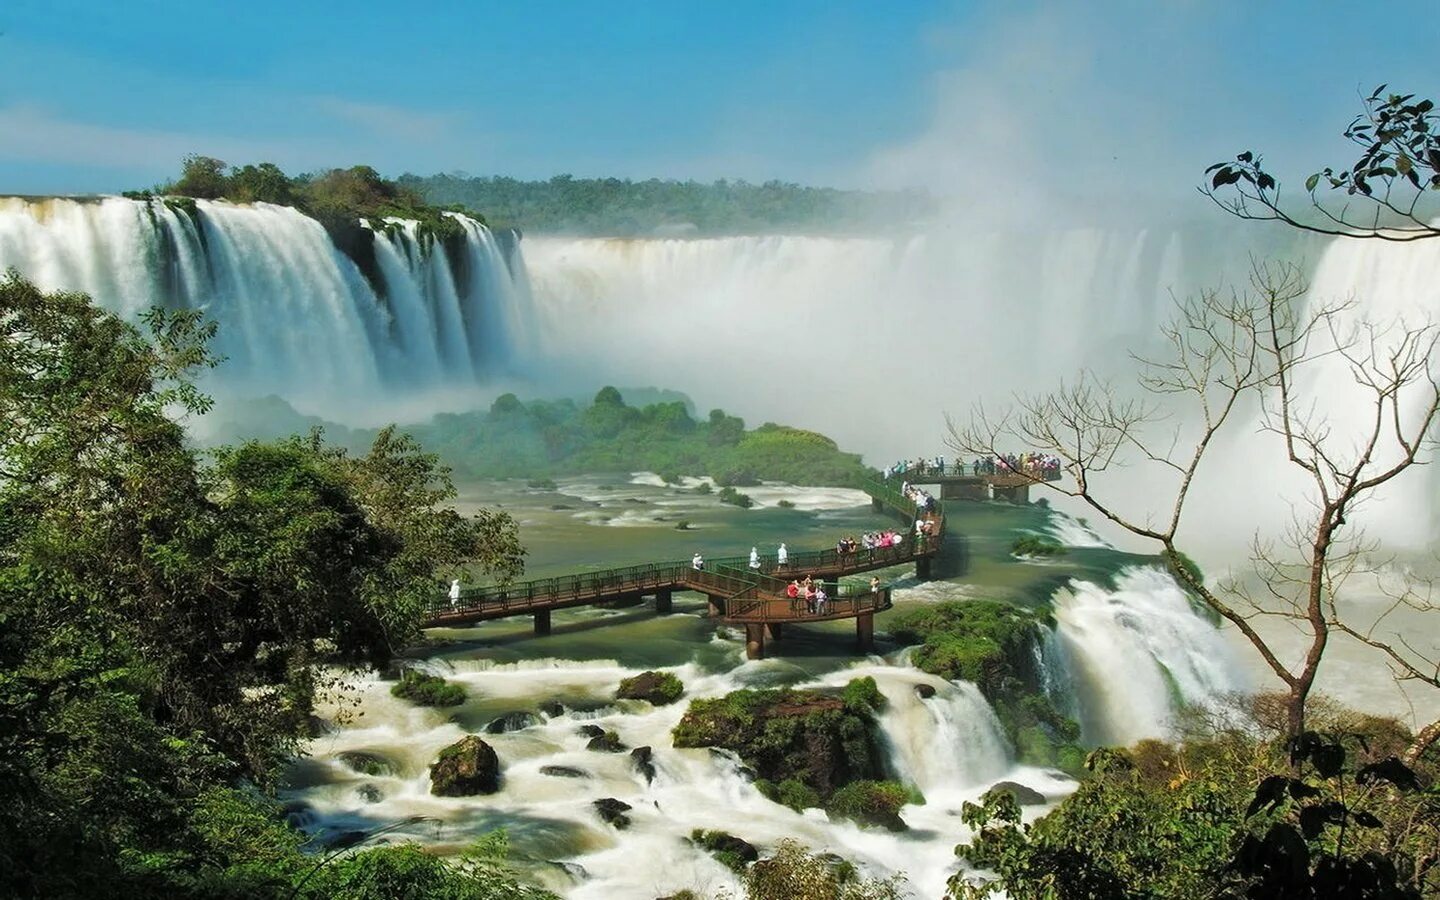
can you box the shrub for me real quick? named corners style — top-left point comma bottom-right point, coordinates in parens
top-left (827, 780), bottom-right (912, 829)
top-left (776, 499), bottom-right (795, 508)
top-left (1011, 534), bottom-right (1066, 557)
top-left (717, 486), bottom-right (754, 508)
top-left (390, 669), bottom-right (466, 707)
top-left (691, 482), bottom-right (713, 495)
top-left (526, 477), bottom-right (557, 489)
top-left (776, 778), bottom-right (821, 812)
top-left (842, 677), bottom-right (885, 713)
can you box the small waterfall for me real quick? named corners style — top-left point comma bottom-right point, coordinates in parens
top-left (0, 196), bottom-right (530, 412)
top-left (1051, 565), bottom-right (1244, 746)
top-left (875, 672), bottom-right (1011, 794)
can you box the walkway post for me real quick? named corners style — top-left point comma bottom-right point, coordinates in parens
top-left (655, 589), bottom-right (673, 614)
top-left (707, 594), bottom-right (723, 617)
top-left (766, 622), bottom-right (784, 640)
top-left (856, 613), bottom-right (874, 652)
top-left (534, 609), bottom-right (552, 636)
top-left (745, 624), bottom-right (765, 660)
top-left (916, 556), bottom-right (932, 581)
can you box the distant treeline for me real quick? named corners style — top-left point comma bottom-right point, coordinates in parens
top-left (398, 172), bottom-right (935, 236)
top-left (206, 387), bottom-right (873, 488)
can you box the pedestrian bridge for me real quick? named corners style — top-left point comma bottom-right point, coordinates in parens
top-left (424, 479), bottom-right (944, 659)
top-left (891, 462), bottom-right (1061, 503)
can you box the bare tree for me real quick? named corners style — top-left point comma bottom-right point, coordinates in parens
top-left (949, 261), bottom-right (1439, 745)
top-left (1202, 85), bottom-right (1440, 241)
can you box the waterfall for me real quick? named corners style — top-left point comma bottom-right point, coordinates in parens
top-left (1049, 566), bottom-right (1244, 746)
top-left (0, 196), bottom-right (530, 411)
top-left (875, 672), bottom-right (1011, 795)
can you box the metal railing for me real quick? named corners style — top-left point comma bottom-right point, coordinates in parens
top-left (884, 462), bottom-right (1064, 482)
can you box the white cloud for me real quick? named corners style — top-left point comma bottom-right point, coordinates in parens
top-left (310, 97), bottom-right (461, 141)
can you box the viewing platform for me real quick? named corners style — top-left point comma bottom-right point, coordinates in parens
top-left (888, 462), bottom-right (1061, 504)
top-left (423, 478), bottom-right (941, 658)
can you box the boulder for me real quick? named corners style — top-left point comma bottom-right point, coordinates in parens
top-left (337, 750), bottom-right (395, 777)
top-left (355, 783), bottom-right (383, 804)
top-left (429, 735), bottom-right (501, 796)
top-left (616, 671), bottom-right (685, 705)
top-left (540, 765), bottom-right (589, 779)
top-left (578, 724), bottom-right (606, 739)
top-left (987, 780), bottom-right (1047, 806)
top-left (593, 797), bottom-right (633, 829)
top-left (631, 746), bottom-right (657, 783)
top-left (914, 683), bottom-right (937, 700)
top-left (539, 700), bottom-right (567, 718)
top-left (484, 711), bottom-right (541, 734)
top-left (587, 730), bottom-right (627, 753)
top-left (691, 829), bottom-right (759, 865)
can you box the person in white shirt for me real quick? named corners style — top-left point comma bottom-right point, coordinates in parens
top-left (749, 547), bottom-right (760, 569)
top-left (692, 553), bottom-right (704, 571)
top-left (449, 578), bottom-right (461, 608)
top-left (777, 543), bottom-right (788, 567)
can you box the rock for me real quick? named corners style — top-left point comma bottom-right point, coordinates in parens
top-left (593, 797), bottom-right (633, 828)
top-left (587, 730), bottom-right (627, 753)
top-left (616, 670), bottom-right (684, 705)
top-left (578, 724), bottom-right (606, 739)
top-left (987, 780), bottom-right (1047, 806)
top-left (540, 765), bottom-right (589, 779)
top-left (692, 829), bottom-right (759, 864)
top-left (355, 783), bottom-right (383, 804)
top-left (631, 746), bottom-right (656, 783)
top-left (539, 700), bottom-right (566, 718)
top-left (337, 750), bottom-right (396, 777)
top-left (914, 683), bottom-right (937, 700)
top-left (429, 735), bottom-right (501, 796)
top-left (484, 711), bottom-right (541, 734)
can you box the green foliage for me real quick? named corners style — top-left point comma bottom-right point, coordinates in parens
top-left (398, 171), bottom-right (935, 236)
top-left (826, 781), bottom-right (913, 830)
top-left (0, 274), bottom-right (528, 896)
top-left (378, 391), bottom-right (869, 487)
top-left (744, 840), bottom-right (908, 900)
top-left (672, 689), bottom-right (884, 806)
top-left (890, 600), bottom-right (1046, 695)
top-left (842, 677), bottom-right (885, 714)
top-left (390, 670), bottom-right (467, 707)
top-left (689, 829), bottom-right (758, 873)
top-left (1010, 535), bottom-right (1066, 557)
top-left (776, 499), bottom-right (795, 509)
top-left (717, 486), bottom-right (755, 508)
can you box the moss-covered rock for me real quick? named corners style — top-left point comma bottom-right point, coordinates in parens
top-left (586, 730), bottom-right (626, 753)
top-left (889, 600), bottom-right (1047, 696)
top-left (337, 750), bottom-right (396, 777)
top-left (484, 711), bottom-right (541, 734)
top-left (390, 669), bottom-right (466, 707)
top-left (616, 671), bottom-right (684, 705)
top-left (429, 735), bottom-right (500, 796)
top-left (672, 688), bottom-right (883, 806)
top-left (690, 829), bottom-right (759, 872)
top-left (841, 676), bottom-right (885, 713)
top-left (986, 780), bottom-right (1047, 806)
top-left (826, 780), bottom-right (914, 831)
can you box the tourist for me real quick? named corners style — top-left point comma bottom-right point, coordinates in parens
top-left (870, 576), bottom-right (881, 593)
top-left (749, 546), bottom-right (760, 569)
top-left (814, 585), bottom-right (828, 615)
top-left (786, 579), bottom-right (802, 612)
top-left (449, 578), bottom-right (461, 609)
top-left (692, 552), bottom-right (704, 571)
top-left (777, 542), bottom-right (788, 567)
top-left (804, 582), bottom-right (817, 614)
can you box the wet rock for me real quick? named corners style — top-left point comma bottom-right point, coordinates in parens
top-left (429, 735), bottom-right (501, 796)
top-left (539, 700), bottom-right (566, 717)
top-left (631, 746), bottom-right (656, 783)
top-left (337, 751), bottom-right (395, 777)
top-left (593, 797), bottom-right (633, 828)
top-left (484, 711), bottom-right (541, 734)
top-left (540, 765), bottom-right (589, 779)
top-left (986, 781), bottom-right (1047, 806)
top-left (616, 670), bottom-right (684, 705)
top-left (355, 783), bottom-right (384, 804)
top-left (914, 683), bottom-right (937, 700)
top-left (587, 730), bottom-right (627, 753)
top-left (691, 829), bottom-right (759, 867)
top-left (578, 724), bottom-right (606, 739)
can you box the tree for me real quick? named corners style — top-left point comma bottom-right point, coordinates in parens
top-left (1203, 86), bottom-right (1440, 241)
top-left (171, 154), bottom-right (231, 199)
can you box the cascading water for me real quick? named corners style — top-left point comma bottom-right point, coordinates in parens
top-left (0, 196), bottom-right (530, 410)
top-left (1048, 565), bottom-right (1244, 746)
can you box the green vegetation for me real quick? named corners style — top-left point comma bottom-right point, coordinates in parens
top-left (399, 171), bottom-right (935, 236)
top-left (745, 840), bottom-right (907, 900)
top-left (673, 688), bottom-right (907, 825)
top-left (842, 676), bottom-right (885, 714)
top-left (689, 829), bottom-right (758, 873)
top-left (1010, 534), bottom-right (1066, 557)
top-left (717, 485), bottom-right (756, 508)
top-left (390, 669), bottom-right (467, 707)
top-left (891, 601), bottom-right (1084, 774)
top-left (616, 670), bottom-right (685, 705)
top-left (827, 780), bottom-right (917, 831)
top-left (398, 388), bottom-right (871, 487)
top-left (0, 273), bottom-right (533, 896)
top-left (950, 708), bottom-right (1439, 899)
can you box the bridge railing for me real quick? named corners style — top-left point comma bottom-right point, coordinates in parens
top-left (889, 462), bottom-right (1064, 482)
top-left (725, 587), bottom-right (893, 623)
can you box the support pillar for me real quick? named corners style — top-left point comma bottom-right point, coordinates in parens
top-left (992, 484), bottom-right (1030, 504)
top-left (941, 480), bottom-right (988, 501)
top-left (707, 594), bottom-right (723, 617)
top-left (871, 496), bottom-right (884, 512)
top-left (916, 556), bottom-right (933, 581)
top-left (856, 613), bottom-right (874, 653)
top-left (655, 589), bottom-right (673, 614)
top-left (533, 609), bottom-right (551, 636)
top-left (766, 622), bottom-right (784, 640)
top-left (745, 624), bottom-right (766, 660)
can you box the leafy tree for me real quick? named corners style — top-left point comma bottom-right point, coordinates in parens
top-left (172, 154), bottom-right (230, 200)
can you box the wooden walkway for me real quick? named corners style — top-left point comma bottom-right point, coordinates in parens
top-left (890, 463), bottom-right (1061, 503)
top-left (424, 479), bottom-right (944, 659)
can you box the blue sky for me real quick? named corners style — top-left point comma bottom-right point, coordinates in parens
top-left (1, 0), bottom-right (1436, 197)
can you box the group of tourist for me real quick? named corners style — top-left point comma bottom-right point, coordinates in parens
top-left (783, 576), bottom-right (828, 614)
top-left (900, 482), bottom-right (938, 513)
top-left (882, 452), bottom-right (1064, 482)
